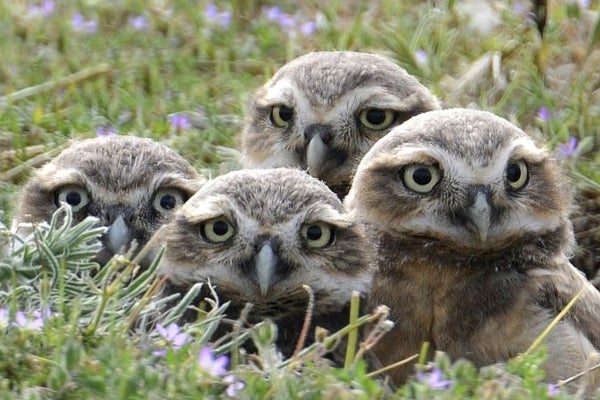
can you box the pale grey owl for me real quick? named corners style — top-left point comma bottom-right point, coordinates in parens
top-left (12, 135), bottom-right (204, 268)
top-left (345, 108), bottom-right (600, 394)
top-left (156, 168), bottom-right (372, 358)
top-left (241, 51), bottom-right (441, 198)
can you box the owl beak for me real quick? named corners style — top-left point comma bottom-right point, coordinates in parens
top-left (305, 125), bottom-right (333, 178)
top-left (105, 214), bottom-right (132, 255)
top-left (254, 242), bottom-right (277, 296)
top-left (464, 186), bottom-right (492, 242)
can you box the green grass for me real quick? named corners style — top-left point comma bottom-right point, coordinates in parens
top-left (1, 0), bottom-right (599, 398)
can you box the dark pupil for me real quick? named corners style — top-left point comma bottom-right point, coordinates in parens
top-left (306, 225), bottom-right (322, 241)
top-left (160, 194), bottom-right (177, 210)
top-left (212, 221), bottom-right (229, 236)
top-left (65, 191), bottom-right (81, 206)
top-left (506, 163), bottom-right (521, 182)
top-left (275, 106), bottom-right (293, 122)
top-left (413, 168), bottom-right (432, 185)
top-left (366, 109), bottom-right (387, 125)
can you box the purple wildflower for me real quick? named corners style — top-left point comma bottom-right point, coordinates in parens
top-left (512, 1), bottom-right (527, 15)
top-left (556, 136), bottom-right (578, 159)
top-left (27, 0), bottom-right (55, 18)
top-left (415, 49), bottom-right (428, 65)
top-left (96, 126), bottom-right (117, 136)
top-left (156, 323), bottom-right (191, 349)
top-left (128, 15), bottom-right (148, 30)
top-left (263, 6), bottom-right (296, 28)
top-left (300, 20), bottom-right (317, 36)
top-left (14, 311), bottom-right (44, 331)
top-left (538, 106), bottom-right (551, 121)
top-left (169, 114), bottom-right (192, 131)
top-left (416, 368), bottom-right (453, 390)
top-left (197, 346), bottom-right (229, 377)
top-left (72, 13), bottom-right (98, 34)
top-left (224, 374), bottom-right (245, 397)
top-left (548, 383), bottom-right (560, 396)
top-left (205, 3), bottom-right (232, 28)
top-left (0, 308), bottom-right (8, 325)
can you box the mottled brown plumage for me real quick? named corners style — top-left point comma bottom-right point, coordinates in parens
top-left (155, 168), bottom-right (373, 358)
top-left (12, 135), bottom-right (204, 268)
top-left (241, 51), bottom-right (441, 198)
top-left (346, 108), bottom-right (600, 394)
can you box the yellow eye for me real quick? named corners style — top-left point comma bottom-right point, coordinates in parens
top-left (201, 219), bottom-right (235, 243)
top-left (402, 164), bottom-right (440, 193)
top-left (270, 105), bottom-right (294, 127)
top-left (301, 222), bottom-right (335, 248)
top-left (152, 188), bottom-right (186, 213)
top-left (55, 185), bottom-right (90, 212)
top-left (358, 108), bottom-right (395, 130)
top-left (505, 160), bottom-right (528, 190)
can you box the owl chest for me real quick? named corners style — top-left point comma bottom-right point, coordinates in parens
top-left (372, 261), bottom-right (525, 354)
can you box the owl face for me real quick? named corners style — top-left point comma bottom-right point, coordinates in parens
top-left (346, 109), bottom-right (573, 259)
top-left (159, 168), bottom-right (371, 319)
top-left (13, 136), bottom-right (204, 266)
top-left (242, 51), bottom-right (441, 196)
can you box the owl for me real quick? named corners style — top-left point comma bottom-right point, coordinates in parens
top-left (345, 108), bottom-right (600, 393)
top-left (241, 51), bottom-right (441, 198)
top-left (12, 135), bottom-right (204, 268)
top-left (156, 168), bottom-right (372, 358)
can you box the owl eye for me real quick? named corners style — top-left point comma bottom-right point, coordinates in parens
top-left (301, 222), bottom-right (335, 248)
top-left (201, 219), bottom-right (235, 243)
top-left (505, 160), bottom-right (528, 190)
top-left (152, 188), bottom-right (186, 213)
top-left (402, 164), bottom-right (440, 193)
top-left (270, 105), bottom-right (294, 127)
top-left (55, 185), bottom-right (90, 212)
top-left (358, 108), bottom-right (395, 130)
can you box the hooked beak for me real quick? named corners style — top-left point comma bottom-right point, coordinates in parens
top-left (254, 242), bottom-right (278, 296)
top-left (104, 214), bottom-right (132, 255)
top-left (463, 186), bottom-right (492, 242)
top-left (305, 124), bottom-right (334, 178)
top-left (306, 134), bottom-right (328, 178)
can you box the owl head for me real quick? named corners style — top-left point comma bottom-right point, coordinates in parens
top-left (158, 168), bottom-right (372, 319)
top-left (241, 51), bottom-right (441, 197)
top-left (346, 108), bottom-right (574, 268)
top-left (13, 135), bottom-right (205, 267)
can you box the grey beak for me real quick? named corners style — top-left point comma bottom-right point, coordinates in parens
top-left (306, 134), bottom-right (328, 178)
top-left (105, 214), bottom-right (131, 254)
top-left (254, 243), bottom-right (278, 296)
top-left (465, 188), bottom-right (492, 241)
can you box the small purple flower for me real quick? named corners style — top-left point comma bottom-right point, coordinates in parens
top-left (72, 13), bottom-right (98, 34)
top-left (556, 136), bottom-right (578, 159)
top-left (169, 114), bottom-right (192, 131)
top-left (548, 383), bottom-right (560, 396)
top-left (263, 6), bottom-right (296, 28)
top-left (512, 1), bottom-right (527, 16)
top-left (128, 15), bottom-right (148, 31)
top-left (0, 308), bottom-right (8, 325)
top-left (27, 0), bottom-right (55, 18)
top-left (198, 346), bottom-right (229, 377)
top-left (205, 3), bottom-right (232, 28)
top-left (571, 0), bottom-right (591, 8)
top-left (415, 49), bottom-right (428, 65)
top-left (538, 106), bottom-right (551, 121)
top-left (224, 374), bottom-right (245, 397)
top-left (156, 323), bottom-right (190, 349)
top-left (96, 126), bottom-right (117, 136)
top-left (300, 20), bottom-right (317, 36)
top-left (14, 311), bottom-right (44, 331)
top-left (416, 368), bottom-right (453, 390)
